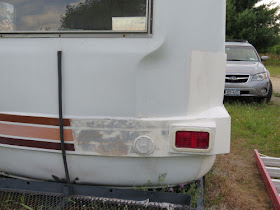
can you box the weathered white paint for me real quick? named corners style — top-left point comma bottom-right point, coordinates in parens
top-left (0, 146), bottom-right (216, 186)
top-left (0, 0), bottom-right (230, 186)
top-left (262, 157), bottom-right (280, 167)
top-left (0, 0), bottom-right (226, 118)
top-left (266, 167), bottom-right (280, 178)
top-left (272, 179), bottom-right (280, 194)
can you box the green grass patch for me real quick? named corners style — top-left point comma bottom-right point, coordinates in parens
top-left (225, 101), bottom-right (280, 157)
top-left (273, 92), bottom-right (280, 97)
top-left (266, 65), bottom-right (280, 77)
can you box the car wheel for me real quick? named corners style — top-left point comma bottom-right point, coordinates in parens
top-left (266, 80), bottom-right (273, 103)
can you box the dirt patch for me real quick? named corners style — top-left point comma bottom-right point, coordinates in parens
top-left (271, 77), bottom-right (280, 93)
top-left (271, 96), bottom-right (280, 105)
top-left (205, 139), bottom-right (273, 209)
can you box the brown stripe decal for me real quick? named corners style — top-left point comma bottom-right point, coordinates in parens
top-left (0, 123), bottom-right (74, 141)
top-left (0, 136), bottom-right (75, 151)
top-left (0, 114), bottom-right (70, 126)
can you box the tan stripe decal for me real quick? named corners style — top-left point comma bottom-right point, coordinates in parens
top-left (0, 123), bottom-right (74, 141)
top-left (0, 136), bottom-right (75, 151)
top-left (0, 114), bottom-right (70, 126)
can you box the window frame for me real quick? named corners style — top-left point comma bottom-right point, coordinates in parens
top-left (0, 0), bottom-right (153, 38)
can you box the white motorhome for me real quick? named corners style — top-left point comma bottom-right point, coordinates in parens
top-left (0, 0), bottom-right (230, 187)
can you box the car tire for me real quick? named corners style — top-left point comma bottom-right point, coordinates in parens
top-left (266, 80), bottom-right (273, 103)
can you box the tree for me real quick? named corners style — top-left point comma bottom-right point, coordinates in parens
top-left (60, 0), bottom-right (146, 31)
top-left (226, 0), bottom-right (280, 52)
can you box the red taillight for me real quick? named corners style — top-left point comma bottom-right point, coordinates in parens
top-left (175, 131), bottom-right (209, 149)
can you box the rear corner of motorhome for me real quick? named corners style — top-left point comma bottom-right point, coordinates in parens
top-left (0, 0), bottom-right (230, 186)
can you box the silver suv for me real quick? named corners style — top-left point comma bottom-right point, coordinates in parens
top-left (225, 41), bottom-right (272, 102)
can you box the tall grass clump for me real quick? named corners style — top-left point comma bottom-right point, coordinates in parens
top-left (225, 102), bottom-right (280, 157)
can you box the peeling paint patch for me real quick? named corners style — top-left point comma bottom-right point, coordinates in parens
top-left (71, 118), bottom-right (217, 157)
top-left (76, 144), bottom-right (96, 152)
top-left (78, 130), bottom-right (103, 143)
top-left (95, 141), bottom-right (129, 156)
top-left (71, 119), bottom-right (169, 130)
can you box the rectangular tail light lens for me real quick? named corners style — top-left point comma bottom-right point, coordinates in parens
top-left (175, 131), bottom-right (209, 149)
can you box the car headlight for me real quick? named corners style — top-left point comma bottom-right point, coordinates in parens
top-left (252, 73), bottom-right (268, 81)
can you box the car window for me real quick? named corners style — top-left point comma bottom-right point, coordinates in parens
top-left (0, 0), bottom-right (149, 33)
top-left (225, 46), bottom-right (259, 61)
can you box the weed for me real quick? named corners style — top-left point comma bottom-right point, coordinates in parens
top-left (158, 173), bottom-right (167, 186)
top-left (134, 173), bottom-right (200, 208)
top-left (186, 182), bottom-right (200, 207)
top-left (0, 193), bottom-right (34, 210)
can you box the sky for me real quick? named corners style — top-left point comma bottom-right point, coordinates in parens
top-left (257, 0), bottom-right (280, 7)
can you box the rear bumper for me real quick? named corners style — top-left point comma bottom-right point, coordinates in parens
top-left (72, 106), bottom-right (231, 157)
top-left (0, 106), bottom-right (230, 186)
top-left (0, 146), bottom-right (216, 186)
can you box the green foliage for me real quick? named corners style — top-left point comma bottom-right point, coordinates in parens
top-left (226, 0), bottom-right (280, 52)
top-left (229, 0), bottom-right (259, 11)
top-left (269, 43), bottom-right (280, 56)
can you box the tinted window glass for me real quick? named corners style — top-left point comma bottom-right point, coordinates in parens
top-left (0, 0), bottom-right (148, 32)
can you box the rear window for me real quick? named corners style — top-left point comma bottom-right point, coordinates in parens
top-left (0, 0), bottom-right (150, 34)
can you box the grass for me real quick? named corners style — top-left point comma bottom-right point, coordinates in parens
top-left (261, 53), bottom-right (280, 77)
top-left (205, 100), bottom-right (280, 209)
top-left (266, 65), bottom-right (280, 78)
top-left (204, 60), bottom-right (280, 208)
top-left (226, 102), bottom-right (280, 156)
